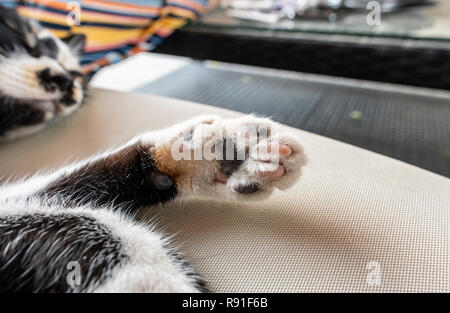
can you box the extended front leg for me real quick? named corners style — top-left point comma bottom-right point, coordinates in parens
top-left (39, 141), bottom-right (177, 209)
top-left (1, 141), bottom-right (177, 211)
top-left (1, 114), bottom-right (306, 210)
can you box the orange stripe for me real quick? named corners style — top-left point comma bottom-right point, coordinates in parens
top-left (25, 0), bottom-right (71, 11)
top-left (83, 3), bottom-right (160, 16)
top-left (155, 28), bottom-right (173, 37)
top-left (20, 6), bottom-right (149, 26)
top-left (18, 7), bottom-right (68, 22)
top-left (85, 38), bottom-right (140, 52)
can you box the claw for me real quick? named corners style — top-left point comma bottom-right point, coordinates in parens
top-left (235, 183), bottom-right (259, 194)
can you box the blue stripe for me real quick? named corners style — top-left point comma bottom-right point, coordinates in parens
top-left (81, 6), bottom-right (159, 19)
top-left (148, 34), bottom-right (163, 45)
top-left (81, 43), bottom-right (135, 63)
top-left (0, 1), bottom-right (19, 8)
top-left (39, 21), bottom-right (71, 30)
top-left (79, 21), bottom-right (149, 29)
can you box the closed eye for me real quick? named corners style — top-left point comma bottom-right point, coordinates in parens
top-left (69, 70), bottom-right (82, 78)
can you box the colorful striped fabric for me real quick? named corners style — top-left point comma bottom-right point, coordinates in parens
top-left (1, 0), bottom-right (208, 74)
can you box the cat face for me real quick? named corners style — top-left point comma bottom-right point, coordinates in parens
top-left (0, 8), bottom-right (86, 116)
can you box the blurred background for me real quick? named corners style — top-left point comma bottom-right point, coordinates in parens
top-left (92, 0), bottom-right (450, 178)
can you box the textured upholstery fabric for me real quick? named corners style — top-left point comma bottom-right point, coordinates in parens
top-left (0, 88), bottom-right (449, 292)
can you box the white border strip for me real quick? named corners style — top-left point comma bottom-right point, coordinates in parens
top-left (90, 53), bottom-right (191, 92)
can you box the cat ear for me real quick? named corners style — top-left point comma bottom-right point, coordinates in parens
top-left (61, 34), bottom-right (86, 55)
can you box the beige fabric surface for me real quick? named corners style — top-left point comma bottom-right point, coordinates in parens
top-left (0, 88), bottom-right (449, 292)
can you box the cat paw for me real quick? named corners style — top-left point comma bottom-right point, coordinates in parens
top-left (146, 115), bottom-right (307, 200)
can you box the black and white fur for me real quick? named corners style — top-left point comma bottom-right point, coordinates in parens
top-left (0, 7), bottom-right (86, 140)
top-left (0, 115), bottom-right (307, 292)
top-left (0, 7), bottom-right (307, 293)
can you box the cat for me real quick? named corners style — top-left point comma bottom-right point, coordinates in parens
top-left (0, 7), bottom-right (86, 140)
top-left (0, 7), bottom-right (307, 293)
top-left (0, 114), bottom-right (307, 292)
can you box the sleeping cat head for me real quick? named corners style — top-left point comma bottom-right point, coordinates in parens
top-left (0, 8), bottom-right (86, 116)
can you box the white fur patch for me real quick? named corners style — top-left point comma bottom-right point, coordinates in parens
top-left (0, 198), bottom-right (201, 292)
top-left (0, 53), bottom-right (64, 100)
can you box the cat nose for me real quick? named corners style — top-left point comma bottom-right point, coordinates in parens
top-left (52, 74), bottom-right (73, 92)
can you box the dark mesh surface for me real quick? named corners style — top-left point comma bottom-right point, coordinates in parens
top-left (135, 62), bottom-right (450, 178)
top-left (155, 29), bottom-right (450, 90)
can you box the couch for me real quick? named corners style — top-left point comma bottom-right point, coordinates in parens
top-left (0, 88), bottom-right (448, 292)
